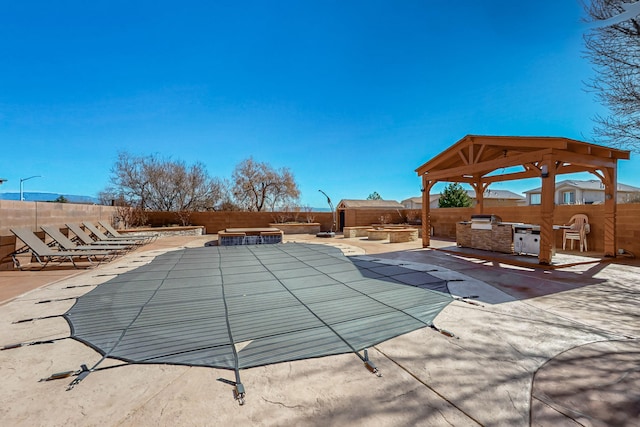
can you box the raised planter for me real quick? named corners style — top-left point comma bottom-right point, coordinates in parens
top-left (367, 229), bottom-right (390, 240)
top-left (389, 229), bottom-right (419, 243)
top-left (122, 225), bottom-right (204, 237)
top-left (343, 226), bottom-right (371, 238)
top-left (269, 223), bottom-right (321, 235)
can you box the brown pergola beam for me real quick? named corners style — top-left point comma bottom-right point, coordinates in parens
top-left (422, 149), bottom-right (553, 181)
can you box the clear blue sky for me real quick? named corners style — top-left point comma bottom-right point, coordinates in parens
top-left (1, 1), bottom-right (638, 207)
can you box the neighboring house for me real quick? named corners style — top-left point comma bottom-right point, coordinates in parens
top-left (402, 189), bottom-right (525, 209)
top-left (401, 196), bottom-right (433, 209)
top-left (523, 179), bottom-right (640, 205)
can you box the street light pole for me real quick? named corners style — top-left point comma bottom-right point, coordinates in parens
top-left (20, 175), bottom-right (41, 201)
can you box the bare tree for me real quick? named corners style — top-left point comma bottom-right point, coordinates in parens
top-left (231, 157), bottom-right (300, 211)
top-left (584, 0), bottom-right (640, 151)
top-left (105, 152), bottom-right (223, 222)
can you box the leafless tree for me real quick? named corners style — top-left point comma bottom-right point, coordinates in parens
top-left (231, 157), bottom-right (300, 211)
top-left (214, 179), bottom-right (242, 211)
top-left (584, 0), bottom-right (640, 151)
top-left (105, 152), bottom-right (223, 223)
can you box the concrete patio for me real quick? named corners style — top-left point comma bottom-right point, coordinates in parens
top-left (1, 234), bottom-right (638, 426)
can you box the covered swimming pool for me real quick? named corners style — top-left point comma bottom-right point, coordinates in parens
top-left (64, 243), bottom-right (452, 403)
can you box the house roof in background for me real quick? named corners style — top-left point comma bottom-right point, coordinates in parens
top-left (466, 189), bottom-right (525, 200)
top-left (523, 179), bottom-right (640, 194)
top-left (401, 197), bottom-right (423, 204)
top-left (403, 189), bottom-right (525, 203)
top-left (337, 199), bottom-right (404, 209)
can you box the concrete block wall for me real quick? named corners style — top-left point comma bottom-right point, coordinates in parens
top-left (344, 203), bottom-right (640, 257)
top-left (0, 201), bottom-right (118, 270)
top-left (430, 204), bottom-right (640, 256)
top-left (144, 211), bottom-right (335, 234)
top-left (340, 208), bottom-right (406, 230)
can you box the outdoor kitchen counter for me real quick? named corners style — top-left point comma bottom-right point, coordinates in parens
top-left (456, 221), bottom-right (515, 254)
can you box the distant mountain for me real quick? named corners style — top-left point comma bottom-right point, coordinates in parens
top-left (0, 192), bottom-right (100, 204)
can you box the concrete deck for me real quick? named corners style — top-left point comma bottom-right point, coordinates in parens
top-left (1, 234), bottom-right (638, 426)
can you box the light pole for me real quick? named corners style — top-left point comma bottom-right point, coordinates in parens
top-left (20, 175), bottom-right (41, 201)
top-left (318, 189), bottom-right (336, 235)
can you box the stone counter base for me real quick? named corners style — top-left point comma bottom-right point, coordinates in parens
top-left (456, 222), bottom-right (514, 254)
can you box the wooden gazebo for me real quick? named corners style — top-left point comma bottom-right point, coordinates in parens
top-left (415, 135), bottom-right (630, 264)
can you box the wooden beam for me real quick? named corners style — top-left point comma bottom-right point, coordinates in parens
top-left (482, 169), bottom-right (540, 184)
top-left (458, 149), bottom-right (469, 165)
top-left (469, 135), bottom-right (569, 149)
top-left (553, 150), bottom-right (618, 169)
top-left (473, 144), bottom-right (485, 164)
top-left (422, 149), bottom-right (554, 181)
top-left (538, 155), bottom-right (556, 264)
top-left (422, 177), bottom-right (435, 248)
top-left (603, 166), bottom-right (617, 257)
top-left (415, 136), bottom-right (473, 175)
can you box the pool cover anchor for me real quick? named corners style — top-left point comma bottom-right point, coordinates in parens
top-left (1, 338), bottom-right (60, 351)
top-left (66, 364), bottom-right (92, 391)
top-left (233, 382), bottom-right (246, 405)
top-left (361, 348), bottom-right (382, 377)
top-left (217, 374), bottom-right (246, 405)
top-left (430, 324), bottom-right (457, 339)
top-left (40, 363), bottom-right (92, 390)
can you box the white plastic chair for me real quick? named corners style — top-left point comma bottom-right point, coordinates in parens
top-left (563, 214), bottom-right (590, 252)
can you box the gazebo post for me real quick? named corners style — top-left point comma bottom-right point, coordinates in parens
top-left (539, 157), bottom-right (556, 264)
top-left (603, 166), bottom-right (618, 257)
top-left (422, 177), bottom-right (434, 248)
top-left (472, 181), bottom-right (489, 214)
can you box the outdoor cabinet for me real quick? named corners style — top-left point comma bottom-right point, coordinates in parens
top-left (514, 227), bottom-right (540, 255)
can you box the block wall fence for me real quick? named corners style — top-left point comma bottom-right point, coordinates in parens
top-left (2, 201), bottom-right (640, 269)
top-left (321, 204), bottom-right (640, 256)
top-left (143, 211), bottom-right (336, 234)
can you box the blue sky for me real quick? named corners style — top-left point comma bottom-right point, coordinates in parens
top-left (1, 1), bottom-right (638, 207)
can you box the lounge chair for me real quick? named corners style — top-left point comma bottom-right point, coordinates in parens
top-left (82, 222), bottom-right (145, 246)
top-left (98, 220), bottom-right (157, 244)
top-left (41, 225), bottom-right (131, 254)
top-left (8, 228), bottom-right (117, 270)
top-left (66, 223), bottom-right (138, 248)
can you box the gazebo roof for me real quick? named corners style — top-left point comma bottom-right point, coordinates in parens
top-left (415, 135), bottom-right (630, 183)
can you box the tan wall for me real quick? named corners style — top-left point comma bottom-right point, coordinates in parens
top-left (144, 211), bottom-right (335, 234)
top-left (340, 204), bottom-right (640, 255)
top-left (0, 201), bottom-right (118, 270)
top-left (0, 200), bottom-right (118, 235)
top-left (4, 202), bottom-right (639, 268)
top-left (339, 208), bottom-right (406, 230)
top-left (429, 204), bottom-right (640, 255)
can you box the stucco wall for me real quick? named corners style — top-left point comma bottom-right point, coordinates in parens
top-left (144, 211), bottom-right (335, 235)
top-left (429, 204), bottom-right (640, 255)
top-left (0, 201), bottom-right (118, 270)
